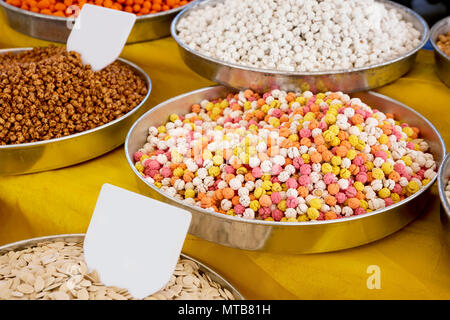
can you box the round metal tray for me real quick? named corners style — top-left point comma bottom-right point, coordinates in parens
top-left (125, 86), bottom-right (445, 254)
top-left (430, 16), bottom-right (450, 87)
top-left (0, 0), bottom-right (197, 44)
top-left (437, 153), bottom-right (450, 246)
top-left (0, 234), bottom-right (244, 300)
top-left (0, 47), bottom-right (152, 175)
top-left (171, 0), bottom-right (429, 93)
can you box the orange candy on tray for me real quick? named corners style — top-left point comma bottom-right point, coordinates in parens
top-left (4, 0), bottom-right (192, 16)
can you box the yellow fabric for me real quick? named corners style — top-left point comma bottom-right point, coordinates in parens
top-left (0, 12), bottom-right (449, 299)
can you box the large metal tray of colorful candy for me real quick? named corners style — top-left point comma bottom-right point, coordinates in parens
top-left (124, 86), bottom-right (445, 254)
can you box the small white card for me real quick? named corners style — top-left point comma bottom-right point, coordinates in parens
top-left (84, 184), bottom-right (192, 299)
top-left (66, 4), bottom-right (136, 71)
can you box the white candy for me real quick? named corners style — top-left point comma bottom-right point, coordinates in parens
top-left (177, 0), bottom-right (420, 72)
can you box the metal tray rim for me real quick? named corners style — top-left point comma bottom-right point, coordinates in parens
top-left (124, 85), bottom-right (446, 227)
top-left (0, 47), bottom-right (152, 150)
top-left (171, 0), bottom-right (430, 76)
top-left (0, 233), bottom-right (245, 300)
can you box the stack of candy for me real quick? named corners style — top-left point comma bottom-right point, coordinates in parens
top-left (133, 89), bottom-right (437, 222)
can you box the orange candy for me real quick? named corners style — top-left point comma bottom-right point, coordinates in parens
top-left (9, 0), bottom-right (193, 16)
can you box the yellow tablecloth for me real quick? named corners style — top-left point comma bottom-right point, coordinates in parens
top-left (0, 12), bottom-right (449, 299)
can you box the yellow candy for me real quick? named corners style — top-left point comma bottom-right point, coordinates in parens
top-left (140, 154), bottom-right (149, 162)
top-left (157, 125), bottom-right (166, 133)
top-left (261, 174), bottom-right (271, 181)
top-left (309, 198), bottom-right (322, 209)
top-left (407, 181), bottom-right (420, 194)
top-left (288, 134), bottom-right (299, 142)
top-left (401, 156), bottom-right (412, 166)
top-left (391, 193), bottom-right (400, 202)
top-left (261, 104), bottom-right (270, 113)
top-left (184, 189), bottom-right (195, 198)
top-left (205, 102), bottom-right (214, 111)
top-left (349, 135), bottom-right (359, 146)
top-left (323, 130), bottom-right (335, 142)
top-left (302, 153), bottom-right (310, 163)
top-left (378, 134), bottom-right (389, 144)
top-left (340, 168), bottom-right (351, 179)
top-left (329, 125), bottom-right (339, 135)
top-left (330, 136), bottom-right (341, 147)
top-left (297, 215), bottom-right (309, 222)
top-left (378, 188), bottom-right (391, 199)
top-left (331, 156), bottom-right (342, 166)
top-left (239, 153), bottom-right (249, 165)
top-left (304, 112), bottom-right (316, 121)
top-left (250, 200), bottom-right (260, 212)
top-left (324, 113), bottom-right (336, 125)
top-left (226, 209), bottom-right (235, 216)
top-left (243, 101), bottom-right (251, 110)
top-left (208, 166), bottom-right (221, 177)
top-left (272, 183), bottom-right (282, 192)
top-left (169, 113), bottom-right (179, 122)
top-left (269, 117), bottom-right (280, 128)
top-left (236, 167), bottom-right (248, 175)
top-left (360, 200), bottom-right (369, 209)
top-left (296, 96), bottom-right (307, 105)
top-left (354, 181), bottom-right (364, 192)
top-left (262, 180), bottom-right (273, 191)
top-left (221, 100), bottom-right (229, 108)
top-left (307, 207), bottom-right (320, 220)
top-left (135, 163), bottom-right (144, 172)
top-left (212, 155), bottom-right (224, 166)
top-left (316, 93), bottom-right (326, 100)
top-left (202, 150), bottom-right (213, 161)
top-left (402, 126), bottom-right (414, 137)
top-left (365, 161), bottom-right (374, 171)
top-left (381, 162), bottom-right (393, 174)
top-left (173, 167), bottom-right (184, 177)
top-left (422, 179), bottom-right (430, 186)
top-left (154, 182), bottom-right (162, 189)
top-left (265, 217), bottom-right (274, 221)
top-left (322, 163), bottom-right (333, 174)
top-left (332, 166), bottom-right (340, 175)
top-left (346, 149), bottom-right (357, 160)
top-left (287, 217), bottom-right (297, 222)
top-left (277, 200), bottom-right (287, 211)
top-left (254, 187), bottom-right (265, 199)
top-left (372, 168), bottom-right (385, 180)
top-left (280, 217), bottom-right (288, 222)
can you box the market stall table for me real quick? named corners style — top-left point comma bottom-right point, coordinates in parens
top-left (0, 12), bottom-right (449, 299)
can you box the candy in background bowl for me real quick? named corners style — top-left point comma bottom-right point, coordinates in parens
top-left (0, 0), bottom-right (197, 43)
top-left (125, 86), bottom-right (446, 254)
top-left (430, 16), bottom-right (450, 87)
top-left (437, 153), bottom-right (450, 247)
top-left (171, 0), bottom-right (429, 93)
top-left (0, 234), bottom-right (244, 300)
top-left (0, 47), bottom-right (152, 175)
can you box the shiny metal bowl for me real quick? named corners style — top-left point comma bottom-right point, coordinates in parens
top-left (430, 16), bottom-right (450, 87)
top-left (171, 0), bottom-right (429, 93)
top-left (0, 0), bottom-right (197, 44)
top-left (0, 234), bottom-right (244, 300)
top-left (0, 47), bottom-right (152, 175)
top-left (437, 153), bottom-right (450, 246)
top-left (125, 86), bottom-right (445, 254)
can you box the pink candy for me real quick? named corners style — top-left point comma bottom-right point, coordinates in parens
top-left (335, 192), bottom-right (346, 204)
top-left (259, 207), bottom-right (271, 219)
top-left (145, 159), bottom-right (161, 170)
top-left (134, 151), bottom-right (143, 162)
top-left (252, 167), bottom-right (263, 178)
top-left (286, 178), bottom-right (298, 189)
top-left (234, 204), bottom-right (245, 215)
top-left (299, 164), bottom-right (311, 175)
top-left (271, 192), bottom-right (282, 204)
top-left (286, 196), bottom-right (299, 208)
top-left (298, 175), bottom-right (311, 186)
top-left (299, 128), bottom-right (311, 138)
top-left (160, 167), bottom-right (172, 178)
top-left (356, 173), bottom-right (368, 183)
top-left (323, 173), bottom-right (337, 184)
top-left (271, 209), bottom-right (283, 221)
top-left (271, 164), bottom-right (283, 175)
top-left (345, 186), bottom-right (357, 198)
